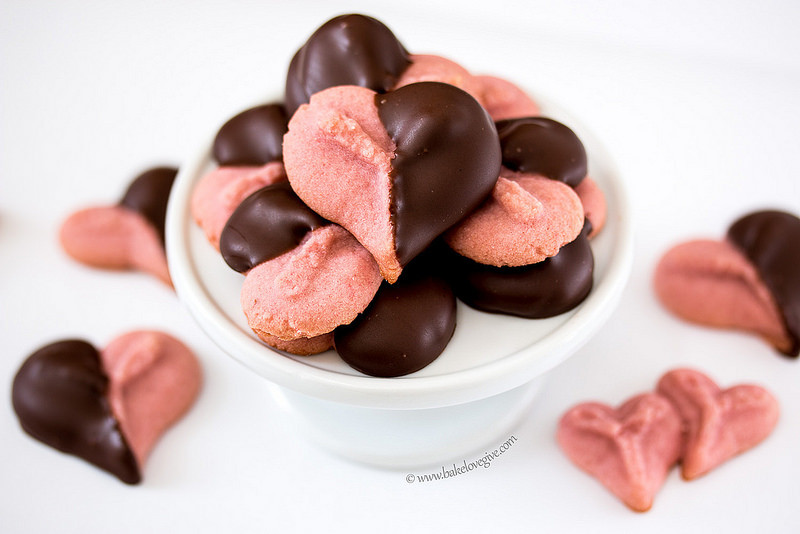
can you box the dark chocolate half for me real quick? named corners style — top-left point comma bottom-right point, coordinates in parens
top-left (220, 181), bottom-right (328, 273)
top-left (376, 81), bottom-right (502, 266)
top-left (119, 166), bottom-right (178, 244)
top-left (11, 340), bottom-right (140, 484)
top-left (334, 252), bottom-right (456, 377)
top-left (443, 225), bottom-right (594, 318)
top-left (728, 210), bottom-right (800, 357)
top-left (495, 117), bottom-right (587, 188)
top-left (285, 14), bottom-right (410, 116)
top-left (213, 103), bottom-right (288, 166)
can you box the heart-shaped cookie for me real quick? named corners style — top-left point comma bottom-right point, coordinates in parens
top-left (557, 393), bottom-right (683, 512)
top-left (60, 167), bottom-right (177, 286)
top-left (654, 210), bottom-right (800, 357)
top-left (284, 82), bottom-right (501, 283)
top-left (556, 393), bottom-right (681, 512)
top-left (11, 331), bottom-right (201, 484)
top-left (655, 239), bottom-right (789, 350)
top-left (656, 368), bottom-right (779, 480)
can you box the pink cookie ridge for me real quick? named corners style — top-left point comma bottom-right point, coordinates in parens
top-left (254, 331), bottom-right (334, 356)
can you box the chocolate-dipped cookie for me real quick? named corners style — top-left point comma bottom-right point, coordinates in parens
top-left (284, 82), bottom-right (501, 283)
top-left (60, 166), bottom-right (177, 286)
top-left (12, 332), bottom-right (201, 484)
top-left (655, 209), bottom-right (800, 357)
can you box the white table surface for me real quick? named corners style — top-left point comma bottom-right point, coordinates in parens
top-left (2, 1), bottom-right (799, 532)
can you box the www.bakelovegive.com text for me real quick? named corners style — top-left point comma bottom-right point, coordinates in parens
top-left (405, 435), bottom-right (517, 483)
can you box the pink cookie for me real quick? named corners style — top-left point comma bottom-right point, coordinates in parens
top-left (445, 170), bottom-right (584, 266)
top-left (284, 85), bottom-right (397, 279)
top-left (394, 54), bottom-right (483, 103)
top-left (191, 162), bottom-right (286, 249)
top-left (557, 393), bottom-right (683, 512)
top-left (60, 167), bottom-right (177, 287)
top-left (656, 368), bottom-right (779, 480)
top-left (101, 331), bottom-right (202, 467)
top-left (395, 56), bottom-right (540, 122)
top-left (60, 206), bottom-right (171, 286)
top-left (654, 239), bottom-right (791, 353)
top-left (574, 176), bottom-right (607, 238)
top-left (473, 74), bottom-right (540, 120)
top-left (284, 82), bottom-right (501, 283)
top-left (241, 225), bottom-right (382, 341)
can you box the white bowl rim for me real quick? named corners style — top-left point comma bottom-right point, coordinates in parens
top-left (165, 92), bottom-right (634, 410)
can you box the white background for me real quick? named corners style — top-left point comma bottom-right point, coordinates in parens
top-left (2, 1), bottom-right (799, 532)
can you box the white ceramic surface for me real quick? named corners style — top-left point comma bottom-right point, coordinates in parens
top-left (166, 95), bottom-right (634, 412)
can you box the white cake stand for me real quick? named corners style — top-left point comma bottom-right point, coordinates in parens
top-left (165, 95), bottom-right (633, 468)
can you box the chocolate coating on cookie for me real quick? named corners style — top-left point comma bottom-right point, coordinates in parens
top-left (220, 181), bottom-right (328, 273)
top-left (334, 254), bottom-right (456, 377)
top-left (444, 225), bottom-right (594, 318)
top-left (495, 117), bottom-right (587, 187)
top-left (119, 166), bottom-right (178, 243)
top-left (11, 340), bottom-right (140, 484)
top-left (728, 210), bottom-right (800, 357)
top-left (376, 82), bottom-right (501, 266)
top-left (213, 104), bottom-right (288, 166)
top-left (285, 14), bottom-right (410, 116)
